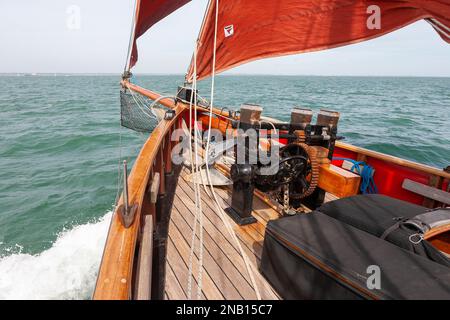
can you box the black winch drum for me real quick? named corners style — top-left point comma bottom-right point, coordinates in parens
top-left (290, 107), bottom-right (313, 126)
top-left (316, 109), bottom-right (340, 127)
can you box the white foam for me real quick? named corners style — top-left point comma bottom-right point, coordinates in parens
top-left (0, 211), bottom-right (112, 300)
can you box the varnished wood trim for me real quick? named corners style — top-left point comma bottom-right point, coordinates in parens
top-left (93, 104), bottom-right (185, 300)
top-left (165, 127), bottom-right (173, 173)
top-left (134, 215), bottom-right (153, 300)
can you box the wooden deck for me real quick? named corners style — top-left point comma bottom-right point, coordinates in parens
top-left (164, 167), bottom-right (281, 300)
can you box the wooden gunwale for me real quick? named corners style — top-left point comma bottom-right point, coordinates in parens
top-left (335, 141), bottom-right (450, 180)
top-left (93, 82), bottom-right (186, 300)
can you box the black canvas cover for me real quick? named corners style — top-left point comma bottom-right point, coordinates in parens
top-left (318, 194), bottom-right (450, 267)
top-left (261, 212), bottom-right (450, 300)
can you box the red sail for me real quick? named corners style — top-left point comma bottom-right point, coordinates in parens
top-left (129, 0), bottom-right (190, 69)
top-left (187, 0), bottom-right (450, 81)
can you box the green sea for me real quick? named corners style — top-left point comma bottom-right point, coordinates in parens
top-left (0, 75), bottom-right (449, 299)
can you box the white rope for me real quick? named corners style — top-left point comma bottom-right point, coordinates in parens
top-left (148, 95), bottom-right (176, 114)
top-left (430, 18), bottom-right (450, 33)
top-left (131, 89), bottom-right (170, 121)
top-left (194, 72), bottom-right (205, 300)
top-left (202, 0), bottom-right (262, 300)
top-left (427, 19), bottom-right (450, 39)
top-left (260, 120), bottom-right (277, 133)
top-left (128, 88), bottom-right (157, 121)
top-left (260, 120), bottom-right (278, 150)
top-left (135, 93), bottom-right (159, 118)
top-left (186, 44), bottom-right (204, 300)
top-left (185, 0), bottom-right (262, 300)
top-left (186, 64), bottom-right (198, 299)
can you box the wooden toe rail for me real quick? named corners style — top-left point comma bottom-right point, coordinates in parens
top-left (93, 82), bottom-right (185, 300)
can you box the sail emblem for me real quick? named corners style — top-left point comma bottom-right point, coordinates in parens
top-left (224, 25), bottom-right (234, 37)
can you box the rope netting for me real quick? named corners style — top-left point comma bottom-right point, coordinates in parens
top-left (120, 88), bottom-right (163, 133)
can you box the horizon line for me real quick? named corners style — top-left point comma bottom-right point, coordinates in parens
top-left (1, 72), bottom-right (450, 78)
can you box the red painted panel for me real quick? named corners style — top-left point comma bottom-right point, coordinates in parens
top-left (332, 146), bottom-right (433, 205)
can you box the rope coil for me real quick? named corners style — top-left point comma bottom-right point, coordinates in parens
top-left (333, 157), bottom-right (378, 194)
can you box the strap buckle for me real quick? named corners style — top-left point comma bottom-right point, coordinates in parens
top-left (409, 233), bottom-right (424, 245)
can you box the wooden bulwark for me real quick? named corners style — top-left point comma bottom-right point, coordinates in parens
top-left (93, 87), bottom-right (185, 300)
top-left (336, 141), bottom-right (450, 180)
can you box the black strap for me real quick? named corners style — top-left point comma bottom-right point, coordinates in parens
top-left (380, 217), bottom-right (408, 240)
top-left (380, 208), bottom-right (450, 241)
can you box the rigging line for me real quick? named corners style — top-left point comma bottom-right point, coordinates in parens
top-left (202, 0), bottom-right (262, 300)
top-left (129, 89), bottom-right (151, 117)
top-left (147, 95), bottom-right (179, 121)
top-left (260, 120), bottom-right (277, 133)
top-left (190, 43), bottom-right (211, 300)
top-left (193, 49), bottom-right (205, 300)
top-left (149, 96), bottom-right (176, 110)
top-left (114, 124), bottom-right (124, 207)
top-left (128, 84), bottom-right (177, 120)
top-left (186, 107), bottom-right (199, 299)
top-left (131, 89), bottom-right (156, 116)
top-left (186, 98), bottom-right (196, 298)
top-left (204, 0), bottom-right (219, 174)
top-left (430, 18), bottom-right (450, 32)
top-left (187, 43), bottom-right (204, 300)
top-left (186, 94), bottom-right (199, 299)
top-left (426, 19), bottom-right (450, 39)
top-left (128, 88), bottom-right (157, 121)
top-left (260, 120), bottom-right (278, 148)
top-left (135, 92), bottom-right (159, 119)
top-left (124, 0), bottom-right (140, 72)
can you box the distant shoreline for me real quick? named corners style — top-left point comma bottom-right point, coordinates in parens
top-left (1, 73), bottom-right (450, 78)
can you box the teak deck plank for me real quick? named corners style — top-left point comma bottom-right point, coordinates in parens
top-left (168, 224), bottom-right (223, 300)
top-left (170, 207), bottom-right (245, 300)
top-left (165, 167), bottom-right (280, 300)
top-left (165, 262), bottom-right (187, 300)
top-left (166, 233), bottom-right (208, 300)
top-left (172, 198), bottom-right (257, 299)
top-left (173, 183), bottom-right (264, 297)
top-left (177, 178), bottom-right (260, 272)
top-left (182, 180), bottom-right (265, 251)
top-left (174, 182), bottom-right (278, 299)
top-left (178, 177), bottom-right (264, 261)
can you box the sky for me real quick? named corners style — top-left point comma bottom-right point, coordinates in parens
top-left (0, 0), bottom-right (449, 76)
